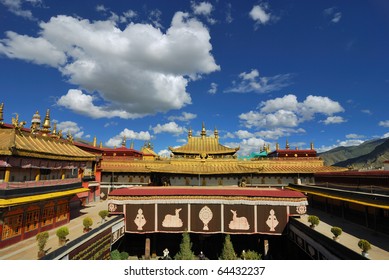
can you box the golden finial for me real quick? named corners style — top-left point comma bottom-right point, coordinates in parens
top-left (99, 141), bottom-right (103, 148)
top-left (188, 127), bottom-right (192, 138)
top-left (310, 142), bottom-right (314, 150)
top-left (122, 136), bottom-right (126, 147)
top-left (285, 139), bottom-right (290, 149)
top-left (201, 122), bottom-right (206, 137)
top-left (130, 140), bottom-right (134, 149)
top-left (267, 144), bottom-right (270, 153)
top-left (214, 126), bottom-right (218, 139)
top-left (276, 142), bottom-right (280, 150)
top-left (41, 109), bottom-right (51, 136)
top-left (0, 102), bottom-right (4, 125)
top-left (93, 136), bottom-right (97, 147)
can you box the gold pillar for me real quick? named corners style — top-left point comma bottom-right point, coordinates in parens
top-left (4, 167), bottom-right (11, 182)
top-left (61, 170), bottom-right (66, 180)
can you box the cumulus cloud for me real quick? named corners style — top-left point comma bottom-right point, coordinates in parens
top-left (105, 128), bottom-right (151, 147)
top-left (249, 3), bottom-right (277, 29)
top-left (191, 1), bottom-right (216, 24)
top-left (0, 12), bottom-right (220, 119)
top-left (225, 69), bottom-right (293, 94)
top-left (225, 137), bottom-right (266, 156)
top-left (239, 94), bottom-right (345, 131)
top-left (346, 133), bottom-right (365, 139)
top-left (208, 82), bottom-right (218, 94)
top-left (167, 112), bottom-right (197, 122)
top-left (151, 121), bottom-right (185, 135)
top-left (56, 120), bottom-right (85, 139)
top-left (379, 120), bottom-right (389, 127)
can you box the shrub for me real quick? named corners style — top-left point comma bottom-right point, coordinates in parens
top-left (83, 216), bottom-right (93, 229)
top-left (36, 231), bottom-right (49, 253)
top-left (358, 239), bottom-right (371, 253)
top-left (99, 210), bottom-right (109, 221)
top-left (308, 215), bottom-right (320, 228)
top-left (56, 226), bottom-right (69, 240)
top-left (110, 250), bottom-right (129, 260)
top-left (241, 250), bottom-right (262, 260)
top-left (174, 231), bottom-right (196, 260)
top-left (331, 227), bottom-right (342, 238)
top-left (220, 234), bottom-right (238, 260)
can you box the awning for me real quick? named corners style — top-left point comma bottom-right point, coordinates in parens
top-left (0, 187), bottom-right (89, 208)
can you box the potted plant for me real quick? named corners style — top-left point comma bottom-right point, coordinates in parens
top-left (36, 231), bottom-right (49, 258)
top-left (307, 215), bottom-right (320, 229)
top-left (56, 226), bottom-right (69, 246)
top-left (331, 226), bottom-right (342, 241)
top-left (83, 216), bottom-right (93, 232)
top-left (358, 239), bottom-right (371, 257)
top-left (98, 210), bottom-right (109, 223)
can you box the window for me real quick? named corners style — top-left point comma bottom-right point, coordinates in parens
top-left (56, 203), bottom-right (68, 222)
top-left (2, 214), bottom-right (23, 240)
top-left (25, 209), bottom-right (40, 232)
top-left (41, 205), bottom-right (54, 227)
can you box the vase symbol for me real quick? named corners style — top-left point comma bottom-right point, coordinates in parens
top-left (266, 209), bottom-right (279, 231)
top-left (134, 208), bottom-right (146, 230)
top-left (199, 206), bottom-right (213, 230)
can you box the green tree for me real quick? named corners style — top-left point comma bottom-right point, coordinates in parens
top-left (220, 234), bottom-right (238, 260)
top-left (174, 231), bottom-right (196, 260)
top-left (56, 226), bottom-right (69, 245)
top-left (110, 250), bottom-right (129, 260)
top-left (36, 231), bottom-right (49, 258)
top-left (241, 249), bottom-right (262, 260)
top-left (83, 216), bottom-right (93, 232)
top-left (99, 210), bottom-right (109, 223)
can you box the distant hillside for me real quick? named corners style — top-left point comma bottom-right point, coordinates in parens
top-left (319, 137), bottom-right (389, 169)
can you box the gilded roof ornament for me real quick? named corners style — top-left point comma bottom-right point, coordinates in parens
top-left (41, 109), bottom-right (51, 136)
top-left (93, 136), bottom-right (97, 147)
top-left (188, 127), bottom-right (192, 138)
top-left (201, 122), bottom-right (206, 138)
top-left (67, 131), bottom-right (73, 143)
top-left (12, 113), bottom-right (26, 134)
top-left (214, 127), bottom-right (218, 139)
top-left (0, 102), bottom-right (4, 125)
top-left (122, 136), bottom-right (127, 147)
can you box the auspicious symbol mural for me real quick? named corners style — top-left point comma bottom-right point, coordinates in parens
top-left (296, 205), bottom-right (307, 215)
top-left (199, 206), bottom-right (213, 230)
top-left (162, 208), bottom-right (183, 228)
top-left (134, 208), bottom-right (146, 230)
top-left (228, 209), bottom-right (250, 230)
top-left (266, 209), bottom-right (279, 231)
top-left (108, 203), bottom-right (117, 212)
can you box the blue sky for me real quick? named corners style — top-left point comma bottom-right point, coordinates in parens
top-left (1, 0), bottom-right (389, 157)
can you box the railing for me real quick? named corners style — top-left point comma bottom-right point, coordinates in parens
top-left (0, 178), bottom-right (81, 189)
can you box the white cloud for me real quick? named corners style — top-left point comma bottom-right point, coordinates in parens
top-left (249, 4), bottom-right (271, 25)
top-left (321, 116), bottom-right (346, 125)
top-left (361, 109), bottom-right (372, 115)
top-left (208, 82), bottom-right (218, 94)
top-left (226, 137), bottom-right (266, 156)
top-left (346, 133), bottom-right (365, 139)
top-left (158, 149), bottom-right (172, 158)
top-left (379, 120), bottom-right (389, 127)
top-left (0, 0), bottom-right (42, 20)
top-left (324, 7), bottom-right (342, 23)
top-left (225, 69), bottom-right (293, 94)
top-left (105, 128), bottom-right (151, 147)
top-left (191, 1), bottom-right (216, 24)
top-left (167, 112), bottom-right (197, 122)
top-left (151, 121), bottom-right (185, 135)
top-left (0, 12), bottom-right (220, 119)
top-left (239, 94), bottom-right (344, 137)
top-left (235, 130), bottom-right (254, 139)
top-left (56, 120), bottom-right (84, 139)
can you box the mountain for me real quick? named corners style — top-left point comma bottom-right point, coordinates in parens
top-left (319, 137), bottom-right (389, 169)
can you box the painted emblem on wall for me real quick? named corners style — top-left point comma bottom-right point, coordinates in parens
top-left (296, 205), bottom-right (307, 215)
top-left (266, 209), bottom-right (279, 231)
top-left (228, 210), bottom-right (250, 230)
top-left (162, 208), bottom-right (183, 228)
top-left (108, 203), bottom-right (117, 212)
top-left (134, 208), bottom-right (146, 230)
top-left (199, 206), bottom-right (213, 230)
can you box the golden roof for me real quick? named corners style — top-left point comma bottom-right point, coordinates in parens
top-left (0, 127), bottom-right (97, 161)
top-left (100, 157), bottom-right (346, 174)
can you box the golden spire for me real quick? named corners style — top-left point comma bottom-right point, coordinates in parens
top-left (214, 126), bottom-right (218, 139)
top-left (188, 127), bottom-right (192, 138)
top-left (0, 102), bottom-right (4, 125)
top-left (201, 122), bottom-right (206, 138)
top-left (276, 142), bottom-right (280, 150)
top-left (310, 142), bottom-right (314, 150)
top-left (93, 136), bottom-right (97, 147)
top-left (285, 139), bottom-right (290, 150)
top-left (130, 140), bottom-right (134, 149)
top-left (41, 109), bottom-right (51, 136)
top-left (99, 141), bottom-right (103, 148)
top-left (122, 136), bottom-right (126, 147)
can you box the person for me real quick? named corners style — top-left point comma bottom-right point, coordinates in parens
top-left (198, 251), bottom-right (206, 260)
